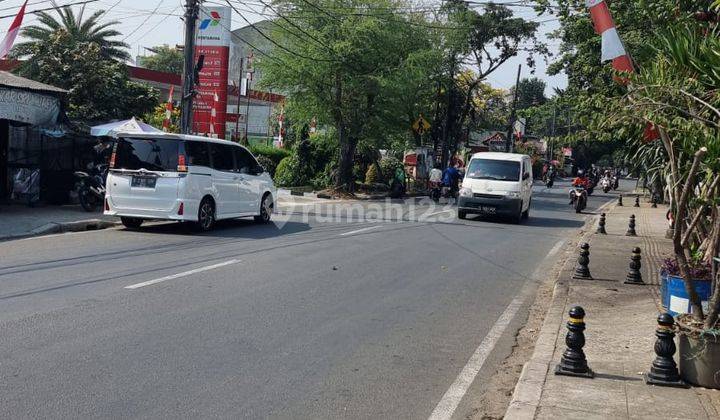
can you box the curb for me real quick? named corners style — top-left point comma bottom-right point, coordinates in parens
top-left (504, 199), bottom-right (617, 419)
top-left (0, 219), bottom-right (120, 242)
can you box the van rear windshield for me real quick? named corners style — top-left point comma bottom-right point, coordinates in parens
top-left (466, 159), bottom-right (520, 181)
top-left (114, 138), bottom-right (179, 171)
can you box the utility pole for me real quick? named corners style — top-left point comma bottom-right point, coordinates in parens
top-left (243, 51), bottom-right (254, 146)
top-left (234, 58), bottom-right (243, 141)
top-left (548, 105), bottom-right (556, 160)
top-left (440, 56), bottom-right (455, 167)
top-left (505, 64), bottom-right (521, 153)
top-left (180, 0), bottom-right (199, 134)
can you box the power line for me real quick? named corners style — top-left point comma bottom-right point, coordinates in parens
top-left (223, 0), bottom-right (336, 62)
top-left (0, 0), bottom-right (101, 19)
top-left (127, 5), bottom-right (180, 44)
top-left (122, 0), bottom-right (165, 41)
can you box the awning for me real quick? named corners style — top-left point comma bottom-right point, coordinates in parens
top-left (90, 117), bottom-right (163, 137)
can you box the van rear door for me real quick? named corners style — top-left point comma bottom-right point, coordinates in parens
top-left (109, 137), bottom-right (182, 211)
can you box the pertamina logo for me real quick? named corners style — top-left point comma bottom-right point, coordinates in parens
top-left (199, 11), bottom-right (221, 30)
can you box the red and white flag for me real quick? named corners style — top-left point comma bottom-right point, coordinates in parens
top-left (586, 0), bottom-right (658, 141)
top-left (0, 0), bottom-right (28, 59)
top-left (586, 0), bottom-right (633, 74)
top-left (209, 90), bottom-right (218, 136)
top-left (162, 86), bottom-right (174, 132)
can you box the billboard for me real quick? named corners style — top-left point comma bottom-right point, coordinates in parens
top-left (192, 6), bottom-right (231, 138)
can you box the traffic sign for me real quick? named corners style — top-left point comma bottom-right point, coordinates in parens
top-left (413, 115), bottom-right (431, 134)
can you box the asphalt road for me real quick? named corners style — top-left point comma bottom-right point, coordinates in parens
top-left (0, 179), bottom-right (622, 419)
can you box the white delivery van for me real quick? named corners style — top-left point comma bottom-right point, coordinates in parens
top-left (104, 133), bottom-right (276, 231)
top-left (457, 152), bottom-right (533, 223)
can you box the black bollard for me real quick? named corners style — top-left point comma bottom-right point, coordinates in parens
top-left (625, 247), bottom-right (645, 285)
top-left (618, 194), bottom-right (623, 206)
top-left (573, 243), bottom-right (592, 279)
top-left (626, 214), bottom-right (637, 236)
top-left (555, 306), bottom-right (594, 378)
top-left (634, 196), bottom-right (640, 207)
top-left (596, 213), bottom-right (607, 234)
top-left (651, 195), bottom-right (658, 208)
top-left (644, 313), bottom-right (688, 388)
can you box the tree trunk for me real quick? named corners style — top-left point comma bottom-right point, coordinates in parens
top-left (336, 134), bottom-right (357, 191)
top-left (704, 206), bottom-right (720, 329)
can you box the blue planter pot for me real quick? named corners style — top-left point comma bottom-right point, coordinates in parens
top-left (664, 274), bottom-right (712, 316)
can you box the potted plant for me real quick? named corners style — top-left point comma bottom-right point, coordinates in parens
top-left (660, 257), bottom-right (713, 316)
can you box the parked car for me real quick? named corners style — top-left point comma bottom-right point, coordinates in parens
top-left (104, 133), bottom-right (275, 231)
top-left (457, 152), bottom-right (533, 223)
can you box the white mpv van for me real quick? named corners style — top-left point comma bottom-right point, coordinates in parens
top-left (457, 152), bottom-right (533, 223)
top-left (104, 133), bottom-right (276, 231)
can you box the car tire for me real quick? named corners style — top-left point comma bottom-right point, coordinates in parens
top-left (120, 217), bottom-right (143, 229)
top-left (458, 210), bottom-right (467, 220)
top-left (522, 207), bottom-right (529, 220)
top-left (196, 197), bottom-right (216, 231)
top-left (254, 194), bottom-right (272, 224)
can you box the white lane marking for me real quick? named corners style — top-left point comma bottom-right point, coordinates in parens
top-left (425, 209), bottom-right (454, 217)
top-left (428, 293), bottom-right (526, 420)
top-left (547, 239), bottom-right (565, 259)
top-left (124, 259), bottom-right (239, 290)
top-left (338, 225), bottom-right (382, 236)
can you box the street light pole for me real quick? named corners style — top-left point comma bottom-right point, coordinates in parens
top-left (549, 105), bottom-right (556, 160)
top-left (180, 0), bottom-right (199, 134)
top-left (505, 64), bottom-right (521, 153)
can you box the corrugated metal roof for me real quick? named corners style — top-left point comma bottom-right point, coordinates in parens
top-left (0, 71), bottom-right (66, 94)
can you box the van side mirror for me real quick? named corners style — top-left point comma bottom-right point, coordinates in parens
top-left (522, 173), bottom-right (530, 180)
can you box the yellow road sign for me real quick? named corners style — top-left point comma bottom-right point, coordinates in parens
top-left (413, 115), bottom-right (431, 134)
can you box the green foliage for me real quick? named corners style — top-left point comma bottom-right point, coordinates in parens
top-left (16, 32), bottom-right (158, 121)
top-left (144, 104), bottom-right (180, 133)
top-left (139, 45), bottom-right (183, 75)
top-left (256, 155), bottom-right (277, 177)
top-left (273, 156), bottom-right (297, 187)
top-left (249, 144), bottom-right (291, 167)
top-left (379, 157), bottom-right (404, 183)
top-left (365, 164), bottom-right (380, 184)
top-left (12, 6), bottom-right (130, 61)
top-left (515, 78), bottom-right (547, 110)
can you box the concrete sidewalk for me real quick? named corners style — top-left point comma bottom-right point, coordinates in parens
top-left (506, 199), bottom-right (720, 419)
top-left (0, 204), bottom-right (118, 241)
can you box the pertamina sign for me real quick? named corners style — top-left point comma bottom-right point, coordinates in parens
top-left (193, 7), bottom-right (231, 138)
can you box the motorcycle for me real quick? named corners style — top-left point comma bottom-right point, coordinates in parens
top-left (612, 175), bottom-right (619, 190)
top-left (430, 181), bottom-right (457, 202)
top-left (569, 187), bottom-right (588, 213)
top-left (544, 172), bottom-right (555, 188)
top-left (600, 177), bottom-right (612, 193)
top-left (75, 163), bottom-right (107, 212)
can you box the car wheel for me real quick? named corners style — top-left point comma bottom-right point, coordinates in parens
top-left (197, 197), bottom-right (216, 231)
top-left (254, 194), bottom-right (273, 223)
top-left (458, 210), bottom-right (467, 220)
top-left (120, 217), bottom-right (143, 229)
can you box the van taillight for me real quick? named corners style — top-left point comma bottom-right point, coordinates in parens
top-left (178, 202), bottom-right (184, 215)
top-left (109, 152), bottom-right (116, 168)
top-left (104, 198), bottom-right (110, 211)
top-left (177, 154), bottom-right (187, 172)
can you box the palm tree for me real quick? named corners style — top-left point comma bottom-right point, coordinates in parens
top-left (12, 6), bottom-right (129, 61)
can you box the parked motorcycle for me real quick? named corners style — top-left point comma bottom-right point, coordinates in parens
top-left (569, 187), bottom-right (587, 213)
top-left (75, 163), bottom-right (107, 212)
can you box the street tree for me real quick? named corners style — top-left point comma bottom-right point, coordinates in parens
top-left (514, 77), bottom-right (547, 110)
top-left (140, 45), bottom-right (184, 75)
top-left (12, 5), bottom-right (130, 61)
top-left (259, 0), bottom-right (441, 190)
top-left (17, 31), bottom-right (158, 121)
top-left (436, 1), bottom-right (545, 164)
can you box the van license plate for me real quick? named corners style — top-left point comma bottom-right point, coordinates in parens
top-left (479, 206), bottom-right (496, 214)
top-left (131, 176), bottom-right (157, 188)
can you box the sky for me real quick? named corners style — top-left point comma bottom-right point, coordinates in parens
top-left (0, 0), bottom-right (568, 96)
